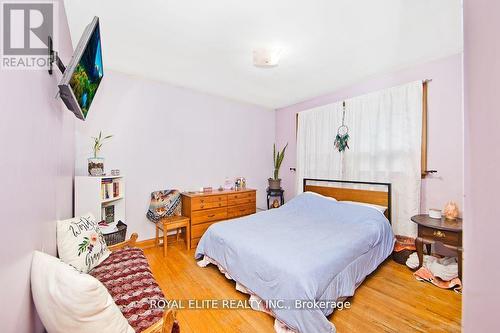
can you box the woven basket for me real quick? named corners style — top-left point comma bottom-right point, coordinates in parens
top-left (392, 235), bottom-right (416, 265)
top-left (103, 221), bottom-right (127, 246)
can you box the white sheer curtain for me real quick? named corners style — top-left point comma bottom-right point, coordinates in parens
top-left (296, 103), bottom-right (343, 184)
top-left (296, 81), bottom-right (422, 236)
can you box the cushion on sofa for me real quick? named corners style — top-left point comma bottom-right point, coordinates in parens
top-left (57, 213), bottom-right (111, 272)
top-left (31, 251), bottom-right (135, 333)
top-left (90, 247), bottom-right (170, 333)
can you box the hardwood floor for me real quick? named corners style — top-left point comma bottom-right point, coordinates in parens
top-left (144, 240), bottom-right (461, 333)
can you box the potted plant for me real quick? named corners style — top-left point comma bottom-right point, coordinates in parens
top-left (88, 131), bottom-right (112, 176)
top-left (268, 143), bottom-right (288, 190)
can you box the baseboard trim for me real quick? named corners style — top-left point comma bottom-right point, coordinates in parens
top-left (135, 233), bottom-right (185, 250)
top-left (135, 238), bottom-right (156, 249)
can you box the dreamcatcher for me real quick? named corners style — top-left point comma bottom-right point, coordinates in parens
top-left (334, 101), bottom-right (350, 152)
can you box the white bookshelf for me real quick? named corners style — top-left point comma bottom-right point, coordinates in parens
top-left (75, 175), bottom-right (126, 225)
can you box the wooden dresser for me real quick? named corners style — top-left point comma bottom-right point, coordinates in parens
top-left (182, 189), bottom-right (256, 249)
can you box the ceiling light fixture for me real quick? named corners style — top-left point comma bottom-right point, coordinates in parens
top-left (253, 48), bottom-right (282, 68)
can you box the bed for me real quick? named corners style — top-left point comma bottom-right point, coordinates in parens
top-left (195, 179), bottom-right (395, 333)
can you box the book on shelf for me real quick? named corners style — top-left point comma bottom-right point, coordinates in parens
top-left (102, 205), bottom-right (115, 225)
top-left (113, 179), bottom-right (120, 197)
top-left (106, 183), bottom-right (112, 199)
top-left (101, 178), bottom-right (119, 200)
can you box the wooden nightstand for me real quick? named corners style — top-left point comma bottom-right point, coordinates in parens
top-left (411, 214), bottom-right (463, 280)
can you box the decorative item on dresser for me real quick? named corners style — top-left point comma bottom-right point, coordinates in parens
top-left (411, 214), bottom-right (463, 280)
top-left (182, 189), bottom-right (257, 249)
top-left (234, 177), bottom-right (246, 190)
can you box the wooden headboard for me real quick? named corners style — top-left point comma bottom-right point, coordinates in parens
top-left (303, 178), bottom-right (392, 223)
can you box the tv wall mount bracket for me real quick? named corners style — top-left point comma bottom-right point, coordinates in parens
top-left (48, 36), bottom-right (66, 75)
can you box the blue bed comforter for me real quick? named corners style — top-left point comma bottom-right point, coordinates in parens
top-left (195, 192), bottom-right (394, 333)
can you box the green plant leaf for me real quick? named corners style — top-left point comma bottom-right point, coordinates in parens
top-left (272, 143), bottom-right (288, 180)
top-left (281, 143), bottom-right (288, 160)
top-left (273, 144), bottom-right (276, 165)
top-left (91, 131), bottom-right (112, 158)
top-left (277, 143), bottom-right (287, 168)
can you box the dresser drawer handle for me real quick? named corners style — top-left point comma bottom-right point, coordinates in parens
top-left (433, 230), bottom-right (446, 238)
top-left (207, 214), bottom-right (215, 218)
top-left (240, 209), bottom-right (245, 212)
top-left (200, 199), bottom-right (204, 203)
top-left (200, 204), bottom-right (204, 209)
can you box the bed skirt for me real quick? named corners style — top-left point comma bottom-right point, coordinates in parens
top-left (197, 255), bottom-right (335, 333)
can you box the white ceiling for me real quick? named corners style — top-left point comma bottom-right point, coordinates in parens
top-left (64, 0), bottom-right (462, 109)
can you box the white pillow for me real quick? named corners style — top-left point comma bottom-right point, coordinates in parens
top-left (340, 200), bottom-right (387, 214)
top-left (31, 251), bottom-right (134, 333)
top-left (57, 213), bottom-right (110, 272)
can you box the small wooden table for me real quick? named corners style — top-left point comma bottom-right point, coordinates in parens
top-left (411, 214), bottom-right (463, 280)
top-left (155, 216), bottom-right (190, 256)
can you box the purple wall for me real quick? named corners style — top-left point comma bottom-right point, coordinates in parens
top-left (0, 1), bottom-right (75, 331)
top-left (275, 54), bottom-right (463, 216)
top-left (463, 1), bottom-right (500, 331)
top-left (74, 70), bottom-right (275, 241)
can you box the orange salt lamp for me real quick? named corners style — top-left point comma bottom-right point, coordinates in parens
top-left (443, 201), bottom-right (459, 220)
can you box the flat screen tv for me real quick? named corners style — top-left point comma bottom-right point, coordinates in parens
top-left (59, 17), bottom-right (103, 120)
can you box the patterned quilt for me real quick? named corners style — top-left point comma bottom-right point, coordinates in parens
top-left (90, 248), bottom-right (179, 333)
